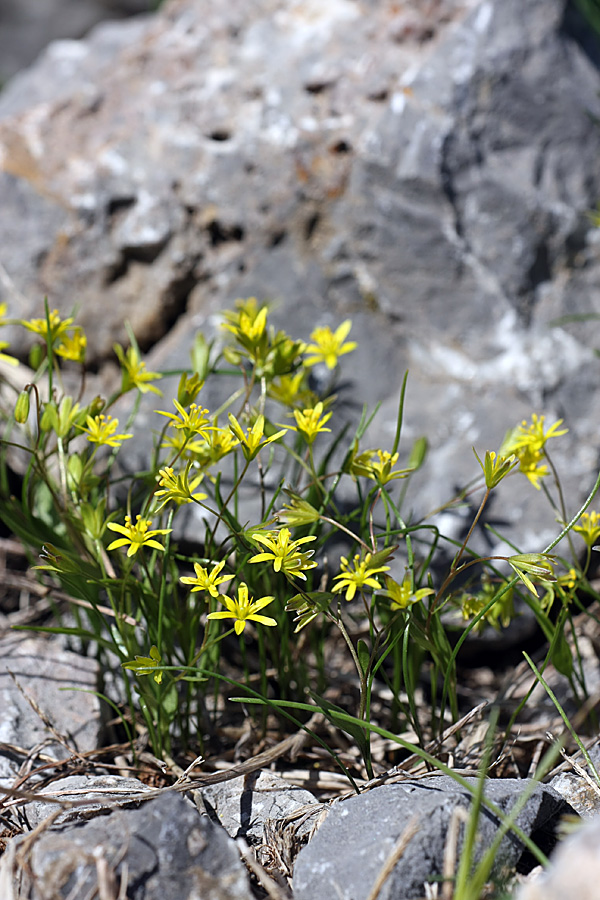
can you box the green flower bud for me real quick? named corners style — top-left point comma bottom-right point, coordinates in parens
top-left (28, 343), bottom-right (43, 370)
top-left (177, 372), bottom-right (203, 408)
top-left (14, 389), bottom-right (30, 424)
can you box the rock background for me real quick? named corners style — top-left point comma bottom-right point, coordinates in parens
top-left (1, 0), bottom-right (600, 552)
top-left (0, 0), bottom-right (156, 85)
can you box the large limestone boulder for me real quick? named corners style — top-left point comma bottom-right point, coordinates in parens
top-left (1, 0), bottom-right (600, 549)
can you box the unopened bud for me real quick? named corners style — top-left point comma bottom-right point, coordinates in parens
top-left (28, 344), bottom-right (43, 370)
top-left (14, 389), bottom-right (30, 424)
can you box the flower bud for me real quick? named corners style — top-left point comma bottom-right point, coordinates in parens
top-left (14, 389), bottom-right (30, 424)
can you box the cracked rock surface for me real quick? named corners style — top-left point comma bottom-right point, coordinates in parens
top-left (1, 0), bottom-right (600, 555)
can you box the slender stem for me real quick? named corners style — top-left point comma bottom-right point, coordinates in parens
top-left (206, 456), bottom-right (251, 547)
top-left (319, 515), bottom-right (371, 552)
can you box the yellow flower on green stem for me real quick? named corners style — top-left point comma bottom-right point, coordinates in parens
top-left (503, 414), bottom-right (568, 453)
top-left (501, 414), bottom-right (567, 490)
top-left (79, 414), bottom-right (133, 448)
top-left (157, 400), bottom-right (213, 441)
top-left (288, 402), bottom-right (332, 445)
top-left (460, 577), bottom-right (515, 631)
top-left (512, 445), bottom-right (548, 490)
top-left (22, 308), bottom-right (73, 344)
top-left (228, 413), bottom-right (287, 461)
top-left (473, 449), bottom-right (518, 490)
top-left (154, 465), bottom-right (207, 510)
top-left (161, 429), bottom-right (207, 459)
top-left (332, 552), bottom-right (390, 601)
top-left (222, 304), bottom-right (269, 361)
top-left (304, 320), bottom-right (357, 370)
top-left (207, 582), bottom-right (277, 635)
top-left (122, 645), bottom-right (163, 684)
top-left (107, 515), bottom-right (171, 557)
top-left (381, 574), bottom-right (434, 610)
top-left (180, 560), bottom-right (234, 598)
top-left (176, 371), bottom-right (204, 408)
top-left (222, 296), bottom-right (267, 331)
top-left (267, 372), bottom-right (307, 408)
top-left (114, 343), bottom-right (162, 395)
top-left (195, 423), bottom-right (240, 467)
top-left (56, 327), bottom-right (87, 363)
top-left (349, 448), bottom-right (413, 485)
top-left (249, 527), bottom-right (317, 579)
top-left (539, 567), bottom-right (579, 614)
top-left (573, 511), bottom-right (600, 548)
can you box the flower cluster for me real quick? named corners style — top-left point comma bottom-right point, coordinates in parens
top-left (500, 414), bottom-right (567, 490)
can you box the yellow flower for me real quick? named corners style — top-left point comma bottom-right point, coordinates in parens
top-left (154, 465), bottom-right (207, 510)
top-left (573, 511), bottom-right (600, 548)
top-left (0, 302), bottom-right (8, 326)
top-left (0, 342), bottom-right (18, 366)
top-left (107, 515), bottom-right (171, 557)
top-left (223, 305), bottom-right (268, 343)
top-left (349, 448), bottom-right (413, 485)
top-left (79, 414), bottom-right (133, 448)
top-left (473, 449), bottom-right (518, 490)
top-left (503, 414), bottom-right (568, 454)
top-left (500, 415), bottom-right (567, 490)
top-left (304, 320), bottom-right (357, 370)
top-left (56, 327), bottom-right (87, 363)
top-left (222, 297), bottom-right (265, 329)
top-left (332, 552), bottom-right (391, 601)
top-left (122, 645), bottom-right (164, 684)
top-left (114, 343), bottom-right (162, 395)
top-left (513, 445), bottom-right (549, 490)
top-left (194, 424), bottom-right (240, 467)
top-left (249, 527), bottom-right (317, 579)
top-left (156, 400), bottom-right (213, 441)
top-left (381, 574), bottom-right (434, 610)
top-left (207, 582), bottom-right (277, 635)
top-left (176, 372), bottom-right (204, 407)
top-left (288, 402), bottom-right (332, 445)
top-left (180, 560), bottom-right (234, 597)
top-left (160, 429), bottom-right (207, 459)
top-left (460, 578), bottom-right (515, 631)
top-left (267, 372), bottom-right (308, 408)
top-left (22, 309), bottom-right (73, 344)
top-left (228, 413), bottom-right (287, 461)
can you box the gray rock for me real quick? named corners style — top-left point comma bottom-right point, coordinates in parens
top-left (17, 773), bottom-right (155, 829)
top-left (0, 790), bottom-right (251, 900)
top-left (547, 771), bottom-right (600, 818)
top-left (1, 0), bottom-right (600, 554)
top-left (548, 739), bottom-right (600, 818)
top-left (0, 0), bottom-right (155, 86)
top-left (0, 634), bottom-right (102, 784)
top-left (201, 768), bottom-right (319, 842)
top-left (293, 776), bottom-right (571, 900)
top-left (515, 816), bottom-right (600, 900)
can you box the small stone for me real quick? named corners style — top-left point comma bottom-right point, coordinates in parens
top-left (201, 769), bottom-right (319, 842)
top-left (18, 773), bottom-right (156, 829)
